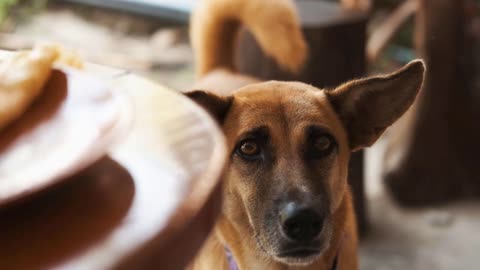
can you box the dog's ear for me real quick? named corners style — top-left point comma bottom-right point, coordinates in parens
top-left (185, 90), bottom-right (233, 124)
top-left (326, 60), bottom-right (425, 151)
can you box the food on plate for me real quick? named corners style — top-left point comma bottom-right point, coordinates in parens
top-left (0, 44), bottom-right (84, 130)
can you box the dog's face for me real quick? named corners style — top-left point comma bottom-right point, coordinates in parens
top-left (188, 61), bottom-right (425, 265)
top-left (220, 83), bottom-right (350, 265)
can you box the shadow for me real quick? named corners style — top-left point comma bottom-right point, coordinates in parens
top-left (0, 70), bottom-right (68, 152)
top-left (0, 156), bottom-right (135, 269)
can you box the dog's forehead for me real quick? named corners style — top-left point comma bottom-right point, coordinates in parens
top-left (234, 81), bottom-right (325, 111)
top-left (225, 81), bottom-right (343, 136)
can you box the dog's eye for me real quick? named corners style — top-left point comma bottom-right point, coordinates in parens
top-left (236, 139), bottom-right (262, 161)
top-left (239, 140), bottom-right (260, 156)
top-left (314, 136), bottom-right (331, 152)
top-left (310, 134), bottom-right (335, 158)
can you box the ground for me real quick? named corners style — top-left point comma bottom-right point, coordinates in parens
top-left (1, 4), bottom-right (479, 269)
top-left (363, 139), bottom-right (480, 270)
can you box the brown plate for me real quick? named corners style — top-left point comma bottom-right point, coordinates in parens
top-left (0, 68), bottom-right (133, 207)
top-left (0, 69), bottom-right (226, 270)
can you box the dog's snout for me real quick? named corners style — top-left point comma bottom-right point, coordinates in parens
top-left (279, 202), bottom-right (323, 242)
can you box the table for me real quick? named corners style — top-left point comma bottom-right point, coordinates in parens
top-left (58, 0), bottom-right (195, 23)
top-left (0, 60), bottom-right (226, 269)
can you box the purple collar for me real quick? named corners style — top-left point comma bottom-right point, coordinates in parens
top-left (224, 246), bottom-right (239, 270)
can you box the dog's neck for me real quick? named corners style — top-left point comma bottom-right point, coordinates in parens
top-left (216, 194), bottom-right (350, 270)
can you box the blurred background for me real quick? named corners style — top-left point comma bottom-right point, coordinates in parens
top-left (1, 0), bottom-right (479, 269)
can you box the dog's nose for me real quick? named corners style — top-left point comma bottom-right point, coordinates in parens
top-left (279, 202), bottom-right (323, 242)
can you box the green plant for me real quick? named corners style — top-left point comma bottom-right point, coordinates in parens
top-left (0, 0), bottom-right (48, 27)
top-left (0, 0), bottom-right (19, 23)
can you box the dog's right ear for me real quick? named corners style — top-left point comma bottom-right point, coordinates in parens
top-left (326, 60), bottom-right (425, 151)
top-left (185, 90), bottom-right (233, 124)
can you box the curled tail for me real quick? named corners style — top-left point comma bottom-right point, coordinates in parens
top-left (190, 0), bottom-right (307, 78)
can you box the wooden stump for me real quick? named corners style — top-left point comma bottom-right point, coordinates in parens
top-left (235, 0), bottom-right (369, 235)
top-left (383, 0), bottom-right (480, 206)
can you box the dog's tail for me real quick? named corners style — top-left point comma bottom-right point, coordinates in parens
top-left (190, 0), bottom-right (307, 78)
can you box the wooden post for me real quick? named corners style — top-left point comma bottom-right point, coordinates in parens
top-left (235, 0), bottom-right (369, 235)
top-left (383, 0), bottom-right (480, 205)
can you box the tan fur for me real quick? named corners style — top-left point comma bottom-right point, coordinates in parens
top-left (190, 0), bottom-right (307, 77)
top-left (187, 1), bottom-right (425, 270)
top-left (192, 69), bottom-right (258, 95)
top-left (340, 0), bottom-right (371, 11)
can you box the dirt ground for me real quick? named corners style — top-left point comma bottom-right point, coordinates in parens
top-left (2, 5), bottom-right (480, 270)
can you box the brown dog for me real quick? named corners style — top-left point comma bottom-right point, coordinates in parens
top-left (186, 1), bottom-right (425, 269)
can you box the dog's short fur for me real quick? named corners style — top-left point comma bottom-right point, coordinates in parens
top-left (186, 1), bottom-right (425, 269)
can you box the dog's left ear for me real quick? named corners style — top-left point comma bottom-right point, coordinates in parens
top-left (185, 90), bottom-right (233, 124)
top-left (326, 60), bottom-right (425, 151)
